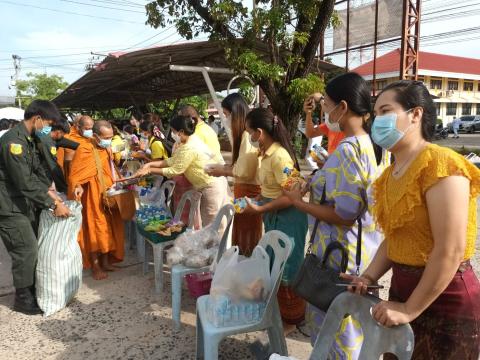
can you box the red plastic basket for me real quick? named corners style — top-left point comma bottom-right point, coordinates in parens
top-left (185, 272), bottom-right (213, 299)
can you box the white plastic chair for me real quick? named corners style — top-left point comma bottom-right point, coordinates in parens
top-left (309, 292), bottom-right (415, 360)
top-left (171, 203), bottom-right (235, 329)
top-left (158, 180), bottom-right (175, 217)
top-left (195, 230), bottom-right (293, 360)
top-left (142, 190), bottom-right (202, 294)
top-left (136, 179), bottom-right (176, 260)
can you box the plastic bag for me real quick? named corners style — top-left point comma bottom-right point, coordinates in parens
top-left (166, 225), bottom-right (221, 268)
top-left (36, 201), bottom-right (83, 316)
top-left (210, 245), bottom-right (271, 302)
top-left (206, 245), bottom-right (272, 327)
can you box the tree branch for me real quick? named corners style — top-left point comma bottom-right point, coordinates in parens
top-left (294, 0), bottom-right (335, 79)
top-left (186, 0), bottom-right (237, 40)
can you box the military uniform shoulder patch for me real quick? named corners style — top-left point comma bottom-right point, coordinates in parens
top-left (50, 146), bottom-right (57, 156)
top-left (9, 143), bottom-right (22, 155)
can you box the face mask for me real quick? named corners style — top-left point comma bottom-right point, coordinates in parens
top-left (249, 134), bottom-right (260, 148)
top-left (98, 138), bottom-right (112, 149)
top-left (35, 126), bottom-right (52, 137)
top-left (372, 110), bottom-right (412, 150)
top-left (324, 104), bottom-right (342, 132)
top-left (82, 129), bottom-right (93, 138)
top-left (171, 131), bottom-right (181, 143)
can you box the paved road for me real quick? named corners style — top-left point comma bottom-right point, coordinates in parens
top-left (434, 133), bottom-right (480, 149)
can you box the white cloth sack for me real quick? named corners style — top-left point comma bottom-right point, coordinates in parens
top-left (36, 201), bottom-right (83, 316)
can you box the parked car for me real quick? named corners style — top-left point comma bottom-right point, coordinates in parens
top-left (447, 115), bottom-right (480, 133)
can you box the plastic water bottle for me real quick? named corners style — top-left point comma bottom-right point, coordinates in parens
top-left (310, 144), bottom-right (329, 162)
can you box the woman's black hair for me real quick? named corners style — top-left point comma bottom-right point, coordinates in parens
top-left (325, 72), bottom-right (382, 165)
top-left (245, 108), bottom-right (300, 171)
top-left (221, 93), bottom-right (250, 165)
top-left (170, 115), bottom-right (196, 136)
top-left (378, 80), bottom-right (436, 141)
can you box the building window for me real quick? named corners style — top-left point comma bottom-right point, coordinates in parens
top-left (430, 79), bottom-right (442, 89)
top-left (417, 76), bottom-right (425, 83)
top-left (478, 82), bottom-right (480, 92)
top-left (462, 103), bottom-right (472, 115)
top-left (375, 80), bottom-right (387, 91)
top-left (434, 103), bottom-right (440, 116)
top-left (477, 105), bottom-right (480, 115)
top-left (464, 82), bottom-right (474, 91)
top-left (448, 80), bottom-right (459, 91)
top-left (446, 103), bottom-right (457, 116)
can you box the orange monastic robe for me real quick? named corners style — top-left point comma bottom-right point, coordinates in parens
top-left (57, 127), bottom-right (88, 178)
top-left (68, 141), bottom-right (124, 268)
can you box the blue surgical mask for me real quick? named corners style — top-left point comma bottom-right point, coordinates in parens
top-left (372, 110), bottom-right (412, 150)
top-left (98, 139), bottom-right (112, 149)
top-left (82, 129), bottom-right (93, 138)
top-left (35, 126), bottom-right (52, 137)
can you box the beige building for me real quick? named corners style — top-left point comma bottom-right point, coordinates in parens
top-left (352, 49), bottom-right (480, 125)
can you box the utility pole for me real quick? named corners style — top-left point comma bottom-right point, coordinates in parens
top-left (11, 55), bottom-right (22, 108)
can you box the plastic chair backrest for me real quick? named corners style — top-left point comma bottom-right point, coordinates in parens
top-left (158, 180), bottom-right (175, 208)
top-left (309, 292), bottom-right (415, 360)
top-left (173, 190), bottom-right (202, 228)
top-left (210, 204), bottom-right (235, 263)
top-left (257, 231), bottom-right (293, 319)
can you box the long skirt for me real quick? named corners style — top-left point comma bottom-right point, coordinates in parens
top-left (263, 203), bottom-right (308, 325)
top-left (386, 261), bottom-right (480, 360)
top-left (233, 183), bottom-right (262, 256)
top-left (198, 177), bottom-right (231, 233)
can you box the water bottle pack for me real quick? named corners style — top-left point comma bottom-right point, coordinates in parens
top-left (135, 205), bottom-right (169, 226)
top-left (206, 295), bottom-right (266, 327)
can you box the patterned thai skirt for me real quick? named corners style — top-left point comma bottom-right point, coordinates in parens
top-left (386, 261), bottom-right (480, 360)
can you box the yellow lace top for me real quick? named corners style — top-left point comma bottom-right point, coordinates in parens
top-left (373, 144), bottom-right (480, 266)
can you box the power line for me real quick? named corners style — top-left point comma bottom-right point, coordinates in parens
top-left (59, 0), bottom-right (146, 13)
top-left (0, 0), bottom-right (144, 24)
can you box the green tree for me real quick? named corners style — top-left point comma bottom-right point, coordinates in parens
top-left (145, 0), bottom-right (339, 135)
top-left (16, 72), bottom-right (68, 107)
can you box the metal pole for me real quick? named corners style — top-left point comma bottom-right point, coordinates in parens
top-left (346, 0), bottom-right (350, 71)
top-left (414, 0), bottom-right (422, 81)
top-left (169, 64), bottom-right (234, 145)
top-left (372, 0), bottom-right (379, 97)
top-left (400, 0), bottom-right (409, 79)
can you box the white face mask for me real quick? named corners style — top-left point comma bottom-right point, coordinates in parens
top-left (324, 104), bottom-right (343, 132)
top-left (171, 131), bottom-right (181, 143)
top-left (249, 135), bottom-right (260, 148)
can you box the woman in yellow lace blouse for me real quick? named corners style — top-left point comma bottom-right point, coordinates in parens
top-left (345, 80), bottom-right (480, 359)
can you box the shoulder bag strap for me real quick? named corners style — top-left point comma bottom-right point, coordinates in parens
top-left (306, 182), bottom-right (326, 254)
top-left (338, 139), bottom-right (367, 275)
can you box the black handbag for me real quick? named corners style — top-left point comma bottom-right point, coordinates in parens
top-left (292, 140), bottom-right (366, 312)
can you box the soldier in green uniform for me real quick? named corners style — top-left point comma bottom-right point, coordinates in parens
top-left (36, 119), bottom-right (79, 195)
top-left (0, 100), bottom-right (71, 315)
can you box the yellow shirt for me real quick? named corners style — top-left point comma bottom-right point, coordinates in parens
top-left (111, 135), bottom-right (125, 165)
top-left (232, 131), bottom-right (259, 185)
top-left (195, 121), bottom-right (223, 163)
top-left (258, 142), bottom-right (294, 199)
top-left (148, 137), bottom-right (168, 160)
top-left (373, 144), bottom-right (480, 266)
top-left (163, 134), bottom-right (218, 190)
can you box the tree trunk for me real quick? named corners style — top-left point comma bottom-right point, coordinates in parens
top-left (259, 80), bottom-right (302, 138)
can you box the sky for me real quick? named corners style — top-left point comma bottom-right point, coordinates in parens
top-left (0, 0), bottom-right (479, 98)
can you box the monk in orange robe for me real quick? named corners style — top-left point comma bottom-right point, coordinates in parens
top-left (68, 120), bottom-right (124, 280)
top-left (57, 115), bottom-right (94, 179)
